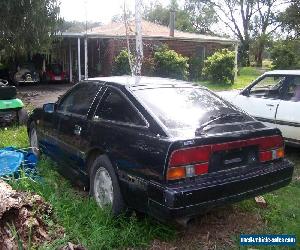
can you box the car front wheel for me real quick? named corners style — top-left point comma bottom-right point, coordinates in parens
top-left (90, 155), bottom-right (125, 216)
top-left (29, 122), bottom-right (40, 157)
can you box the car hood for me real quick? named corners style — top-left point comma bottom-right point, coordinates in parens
top-left (217, 90), bottom-right (241, 101)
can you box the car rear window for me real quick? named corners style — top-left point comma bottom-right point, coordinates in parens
top-left (134, 87), bottom-right (233, 130)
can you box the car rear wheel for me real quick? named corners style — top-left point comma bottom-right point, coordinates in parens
top-left (90, 155), bottom-right (125, 216)
top-left (29, 122), bottom-right (40, 157)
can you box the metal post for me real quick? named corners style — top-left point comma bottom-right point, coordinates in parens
top-left (42, 57), bottom-right (46, 73)
top-left (84, 37), bottom-right (88, 80)
top-left (234, 43), bottom-right (238, 81)
top-left (169, 10), bottom-right (175, 37)
top-left (69, 40), bottom-right (73, 83)
top-left (78, 37), bottom-right (81, 81)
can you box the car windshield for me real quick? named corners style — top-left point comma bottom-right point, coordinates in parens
top-left (134, 87), bottom-right (234, 134)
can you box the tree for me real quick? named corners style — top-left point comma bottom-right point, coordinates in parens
top-left (59, 21), bottom-right (102, 33)
top-left (0, 0), bottom-right (61, 59)
top-left (251, 0), bottom-right (286, 66)
top-left (183, 0), bottom-right (218, 34)
top-left (144, 3), bottom-right (170, 26)
top-left (144, 0), bottom-right (217, 34)
top-left (280, 0), bottom-right (300, 38)
top-left (202, 0), bottom-right (290, 66)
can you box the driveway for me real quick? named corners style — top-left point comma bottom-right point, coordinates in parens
top-left (17, 83), bottom-right (72, 108)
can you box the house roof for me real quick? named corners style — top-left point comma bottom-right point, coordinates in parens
top-left (60, 20), bottom-right (237, 45)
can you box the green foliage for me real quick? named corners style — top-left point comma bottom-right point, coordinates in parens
top-left (202, 49), bottom-right (235, 84)
top-left (144, 0), bottom-right (217, 34)
top-left (113, 50), bottom-right (132, 76)
top-left (188, 56), bottom-right (203, 81)
top-left (198, 66), bottom-right (261, 91)
top-left (271, 40), bottom-right (300, 69)
top-left (59, 21), bottom-right (102, 33)
top-left (0, 126), bottom-right (28, 148)
top-left (183, 0), bottom-right (217, 34)
top-left (280, 0), bottom-right (300, 38)
top-left (142, 56), bottom-right (155, 76)
top-left (154, 45), bottom-right (189, 80)
top-left (0, 0), bottom-right (61, 58)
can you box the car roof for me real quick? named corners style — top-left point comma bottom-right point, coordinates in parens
top-left (88, 76), bottom-right (197, 89)
top-left (264, 70), bottom-right (300, 76)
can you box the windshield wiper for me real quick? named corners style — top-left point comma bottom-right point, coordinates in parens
top-left (195, 113), bottom-right (243, 135)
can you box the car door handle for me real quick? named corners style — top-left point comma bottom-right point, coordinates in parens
top-left (266, 104), bottom-right (274, 107)
top-left (74, 125), bottom-right (82, 136)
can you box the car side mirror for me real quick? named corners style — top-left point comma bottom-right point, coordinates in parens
top-left (241, 88), bottom-right (250, 97)
top-left (43, 103), bottom-right (56, 113)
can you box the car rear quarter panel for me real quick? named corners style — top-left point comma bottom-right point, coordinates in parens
top-left (87, 120), bottom-right (172, 210)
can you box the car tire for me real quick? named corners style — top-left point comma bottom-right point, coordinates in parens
top-left (17, 109), bottom-right (28, 125)
top-left (90, 155), bottom-right (126, 216)
top-left (29, 122), bottom-right (40, 157)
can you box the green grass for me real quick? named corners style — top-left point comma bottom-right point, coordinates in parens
top-left (0, 126), bottom-right (175, 249)
top-left (198, 67), bottom-right (262, 91)
top-left (0, 126), bottom-right (28, 148)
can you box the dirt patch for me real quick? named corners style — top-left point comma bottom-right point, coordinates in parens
top-left (149, 206), bottom-right (264, 250)
top-left (17, 83), bottom-right (72, 108)
top-left (0, 180), bottom-right (63, 249)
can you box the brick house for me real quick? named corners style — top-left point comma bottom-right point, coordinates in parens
top-left (52, 20), bottom-right (238, 82)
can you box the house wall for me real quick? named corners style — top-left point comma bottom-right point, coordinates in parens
top-left (101, 38), bottom-right (231, 76)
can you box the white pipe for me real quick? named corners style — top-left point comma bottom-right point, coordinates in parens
top-left (84, 37), bottom-right (88, 80)
top-left (135, 0), bottom-right (143, 76)
top-left (78, 37), bottom-right (81, 81)
top-left (69, 40), bottom-right (73, 83)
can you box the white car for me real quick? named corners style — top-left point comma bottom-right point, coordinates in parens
top-left (219, 70), bottom-right (300, 146)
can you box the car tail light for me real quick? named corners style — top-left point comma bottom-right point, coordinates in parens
top-left (166, 166), bottom-right (186, 180)
top-left (166, 135), bottom-right (285, 181)
top-left (167, 146), bottom-right (211, 180)
top-left (258, 135), bottom-right (284, 162)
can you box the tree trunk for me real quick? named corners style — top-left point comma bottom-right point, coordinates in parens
top-left (0, 180), bottom-right (52, 249)
top-left (255, 39), bottom-right (265, 67)
top-left (239, 40), bottom-right (250, 67)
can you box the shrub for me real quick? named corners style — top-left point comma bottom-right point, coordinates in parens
top-left (154, 45), bottom-right (189, 80)
top-left (271, 41), bottom-right (300, 69)
top-left (142, 56), bottom-right (155, 76)
top-left (112, 49), bottom-right (133, 75)
top-left (188, 56), bottom-right (203, 81)
top-left (202, 49), bottom-right (235, 84)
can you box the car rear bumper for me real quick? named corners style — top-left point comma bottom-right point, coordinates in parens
top-left (147, 159), bottom-right (294, 221)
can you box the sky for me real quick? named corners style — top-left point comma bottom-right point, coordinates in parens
top-left (59, 0), bottom-right (181, 23)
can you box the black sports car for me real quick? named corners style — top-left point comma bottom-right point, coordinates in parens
top-left (27, 76), bottom-right (294, 222)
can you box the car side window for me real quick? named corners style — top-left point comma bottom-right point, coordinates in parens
top-left (249, 76), bottom-right (286, 99)
top-left (283, 76), bottom-right (300, 102)
top-left (57, 83), bottom-right (99, 116)
top-left (94, 88), bottom-right (146, 126)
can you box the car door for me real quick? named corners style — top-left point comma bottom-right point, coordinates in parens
top-left (232, 75), bottom-right (286, 127)
top-left (276, 75), bottom-right (300, 144)
top-left (89, 86), bottom-right (158, 210)
top-left (56, 82), bottom-right (101, 178)
top-left (39, 103), bottom-right (61, 161)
